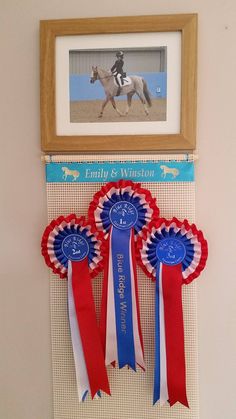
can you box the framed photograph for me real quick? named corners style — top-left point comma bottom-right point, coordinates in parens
top-left (40, 14), bottom-right (197, 152)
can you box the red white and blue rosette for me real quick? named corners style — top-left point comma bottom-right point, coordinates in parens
top-left (88, 180), bottom-right (159, 371)
top-left (41, 214), bottom-right (110, 401)
top-left (138, 217), bottom-right (208, 407)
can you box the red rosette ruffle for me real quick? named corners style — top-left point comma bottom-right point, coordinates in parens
top-left (88, 179), bottom-right (159, 238)
top-left (41, 213), bottom-right (105, 279)
top-left (137, 217), bottom-right (208, 284)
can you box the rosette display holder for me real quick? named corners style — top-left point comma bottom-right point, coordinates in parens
top-left (89, 180), bottom-right (159, 371)
top-left (41, 214), bottom-right (110, 401)
top-left (45, 152), bottom-right (200, 419)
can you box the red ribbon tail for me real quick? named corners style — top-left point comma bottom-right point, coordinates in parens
top-left (72, 260), bottom-right (111, 398)
top-left (162, 263), bottom-right (189, 408)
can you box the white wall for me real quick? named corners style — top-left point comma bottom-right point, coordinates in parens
top-left (1, 1), bottom-right (235, 418)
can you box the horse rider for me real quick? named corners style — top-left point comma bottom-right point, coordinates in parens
top-left (111, 51), bottom-right (126, 96)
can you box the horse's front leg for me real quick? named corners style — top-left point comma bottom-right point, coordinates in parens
top-left (98, 97), bottom-right (109, 118)
top-left (110, 97), bottom-right (123, 116)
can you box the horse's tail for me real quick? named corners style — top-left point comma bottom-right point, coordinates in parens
top-left (142, 79), bottom-right (152, 107)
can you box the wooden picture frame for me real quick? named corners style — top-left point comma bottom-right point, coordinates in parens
top-left (40, 14), bottom-right (197, 152)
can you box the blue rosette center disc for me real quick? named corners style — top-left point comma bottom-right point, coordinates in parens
top-left (109, 201), bottom-right (138, 230)
top-left (62, 234), bottom-right (89, 261)
top-left (156, 238), bottom-right (186, 266)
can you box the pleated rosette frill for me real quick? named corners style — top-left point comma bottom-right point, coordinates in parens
top-left (41, 214), bottom-right (110, 401)
top-left (137, 217), bottom-right (208, 407)
top-left (88, 180), bottom-right (159, 371)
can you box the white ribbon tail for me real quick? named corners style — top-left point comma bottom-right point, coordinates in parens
top-left (129, 233), bottom-right (145, 370)
top-left (105, 227), bottom-right (118, 365)
top-left (68, 261), bottom-right (91, 402)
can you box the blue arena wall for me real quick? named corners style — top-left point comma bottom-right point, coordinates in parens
top-left (70, 72), bottom-right (167, 101)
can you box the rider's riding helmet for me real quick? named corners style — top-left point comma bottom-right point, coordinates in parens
top-left (116, 51), bottom-right (124, 58)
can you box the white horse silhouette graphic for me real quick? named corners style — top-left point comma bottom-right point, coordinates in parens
top-left (62, 166), bottom-right (80, 181)
top-left (160, 165), bottom-right (179, 179)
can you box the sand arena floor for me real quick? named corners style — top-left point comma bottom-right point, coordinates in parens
top-left (70, 98), bottom-right (166, 123)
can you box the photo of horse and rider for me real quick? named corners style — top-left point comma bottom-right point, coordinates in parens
top-left (69, 47), bottom-right (167, 123)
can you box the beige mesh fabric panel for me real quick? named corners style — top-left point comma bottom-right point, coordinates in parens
top-left (46, 154), bottom-right (199, 419)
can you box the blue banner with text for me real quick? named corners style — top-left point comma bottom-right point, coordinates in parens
top-left (46, 161), bottom-right (194, 183)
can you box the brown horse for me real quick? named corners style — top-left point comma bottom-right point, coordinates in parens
top-left (90, 66), bottom-right (152, 118)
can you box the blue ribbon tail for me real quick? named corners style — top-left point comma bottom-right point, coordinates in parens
top-left (111, 227), bottom-right (136, 371)
top-left (153, 262), bottom-right (160, 405)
